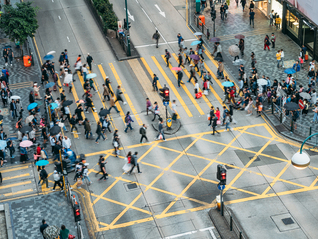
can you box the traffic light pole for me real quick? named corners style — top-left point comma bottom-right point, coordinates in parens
top-left (59, 149), bottom-right (66, 197)
top-left (213, 19), bottom-right (215, 37)
top-left (220, 188), bottom-right (224, 216)
top-left (125, 0), bottom-right (131, 56)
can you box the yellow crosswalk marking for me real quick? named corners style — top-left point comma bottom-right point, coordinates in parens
top-left (172, 53), bottom-right (212, 109)
top-left (152, 56), bottom-right (193, 117)
top-left (2, 173), bottom-right (30, 181)
top-left (161, 55), bottom-right (205, 115)
top-left (98, 64), bottom-right (125, 124)
top-left (0, 165), bottom-right (29, 173)
top-left (3, 189), bottom-right (34, 197)
top-left (109, 63), bottom-right (143, 126)
top-left (140, 58), bottom-right (180, 119)
top-left (0, 181), bottom-right (32, 190)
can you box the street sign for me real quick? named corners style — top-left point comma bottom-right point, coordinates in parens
top-left (117, 20), bottom-right (123, 30)
top-left (166, 117), bottom-right (172, 128)
top-left (163, 101), bottom-right (169, 106)
top-left (299, 99), bottom-right (304, 110)
top-left (217, 184), bottom-right (225, 190)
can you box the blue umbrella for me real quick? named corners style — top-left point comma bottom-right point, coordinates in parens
top-left (49, 102), bottom-right (58, 110)
top-left (43, 54), bottom-right (54, 61)
top-left (86, 73), bottom-right (97, 79)
top-left (27, 102), bottom-right (38, 111)
top-left (191, 40), bottom-right (201, 46)
top-left (0, 140), bottom-right (7, 150)
top-left (284, 68), bottom-right (296, 74)
top-left (222, 82), bottom-right (234, 87)
top-left (45, 82), bottom-right (55, 89)
top-left (35, 160), bottom-right (49, 166)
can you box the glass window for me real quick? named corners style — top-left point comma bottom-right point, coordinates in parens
top-left (286, 10), bottom-right (299, 37)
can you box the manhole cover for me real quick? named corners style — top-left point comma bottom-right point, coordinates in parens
top-left (126, 183), bottom-right (138, 190)
top-left (249, 156), bottom-right (260, 161)
top-left (282, 217), bottom-right (294, 225)
top-left (225, 163), bottom-right (235, 169)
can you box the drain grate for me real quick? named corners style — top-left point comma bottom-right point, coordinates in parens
top-left (126, 183), bottom-right (138, 190)
top-left (282, 217), bottom-right (294, 225)
top-left (249, 156), bottom-right (261, 161)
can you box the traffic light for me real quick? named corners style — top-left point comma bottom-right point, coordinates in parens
top-left (216, 164), bottom-right (227, 185)
top-left (123, 19), bottom-right (131, 29)
top-left (159, 86), bottom-right (168, 98)
top-left (210, 9), bottom-right (216, 21)
top-left (74, 203), bottom-right (81, 222)
top-left (164, 88), bottom-right (170, 102)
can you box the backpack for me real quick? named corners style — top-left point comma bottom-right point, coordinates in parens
top-left (139, 127), bottom-right (143, 134)
top-left (168, 52), bottom-right (171, 58)
top-left (125, 116), bottom-right (129, 123)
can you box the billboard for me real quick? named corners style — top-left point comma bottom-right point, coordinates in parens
top-left (287, 0), bottom-right (318, 25)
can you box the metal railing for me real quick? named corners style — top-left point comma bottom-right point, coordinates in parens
top-left (194, 15), bottom-right (211, 40)
top-left (223, 206), bottom-right (248, 239)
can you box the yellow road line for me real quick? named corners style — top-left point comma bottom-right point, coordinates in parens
top-left (172, 53), bottom-right (212, 109)
top-left (109, 63), bottom-right (143, 126)
top-left (3, 173), bottom-right (30, 181)
top-left (33, 37), bottom-right (43, 66)
top-left (152, 56), bottom-right (192, 117)
top-left (162, 55), bottom-right (205, 115)
top-left (0, 181), bottom-right (32, 190)
top-left (141, 57), bottom-right (180, 119)
top-left (98, 64), bottom-right (125, 124)
top-left (3, 189), bottom-right (34, 197)
top-left (0, 165), bottom-right (29, 173)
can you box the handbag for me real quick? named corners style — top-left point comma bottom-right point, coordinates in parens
top-left (217, 120), bottom-right (221, 125)
top-left (35, 93), bottom-right (38, 96)
top-left (195, 92), bottom-right (202, 99)
top-left (155, 110), bottom-right (159, 114)
top-left (68, 235), bottom-right (76, 239)
top-left (158, 134), bottom-right (163, 140)
top-left (203, 90), bottom-right (208, 95)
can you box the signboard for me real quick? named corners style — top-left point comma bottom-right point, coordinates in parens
top-left (166, 117), bottom-right (172, 128)
top-left (117, 21), bottom-right (123, 30)
top-left (163, 101), bottom-right (169, 106)
top-left (298, 99), bottom-right (304, 110)
top-left (218, 184), bottom-right (225, 190)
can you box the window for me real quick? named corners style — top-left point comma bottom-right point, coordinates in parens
top-left (286, 10), bottom-right (299, 37)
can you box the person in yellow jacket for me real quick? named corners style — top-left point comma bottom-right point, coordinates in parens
top-left (275, 15), bottom-right (281, 30)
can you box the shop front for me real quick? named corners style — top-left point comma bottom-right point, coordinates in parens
top-left (254, 0), bottom-right (283, 19)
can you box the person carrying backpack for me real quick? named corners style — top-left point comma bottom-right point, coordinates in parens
top-left (165, 49), bottom-right (171, 67)
top-left (152, 30), bottom-right (160, 48)
top-left (225, 112), bottom-right (232, 131)
top-left (139, 124), bottom-right (148, 144)
top-left (124, 111), bottom-right (134, 133)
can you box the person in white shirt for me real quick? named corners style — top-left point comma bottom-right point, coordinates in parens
top-left (194, 82), bottom-right (200, 98)
top-left (82, 165), bottom-right (92, 185)
top-left (64, 106), bottom-right (70, 123)
top-left (72, 60), bottom-right (83, 80)
top-left (53, 170), bottom-right (63, 191)
top-left (309, 60), bottom-right (316, 71)
top-left (280, 49), bottom-right (285, 68)
top-left (49, 136), bottom-right (56, 154)
top-left (62, 136), bottom-right (71, 149)
top-left (82, 64), bottom-right (88, 81)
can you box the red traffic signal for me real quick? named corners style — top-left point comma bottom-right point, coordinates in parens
top-left (216, 164), bottom-right (227, 185)
top-left (74, 203), bottom-right (81, 222)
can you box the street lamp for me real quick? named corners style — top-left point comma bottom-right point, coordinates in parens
top-left (291, 133), bottom-right (318, 169)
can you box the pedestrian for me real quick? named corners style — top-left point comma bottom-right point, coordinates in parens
top-left (239, 39), bottom-right (245, 56)
top-left (84, 119), bottom-right (93, 139)
top-left (60, 225), bottom-right (70, 239)
top-left (52, 170), bottom-right (63, 191)
top-left (146, 98), bottom-right (153, 115)
top-left (220, 4), bottom-right (225, 20)
top-left (152, 30), bottom-right (160, 48)
top-left (179, 38), bottom-right (185, 52)
top-left (105, 76), bottom-right (113, 95)
top-left (115, 85), bottom-right (127, 105)
top-left (312, 104), bottom-right (318, 123)
top-left (70, 115), bottom-right (78, 133)
top-left (156, 120), bottom-right (166, 141)
top-left (177, 33), bottom-right (183, 50)
top-left (75, 105), bottom-right (84, 125)
top-left (40, 219), bottom-right (49, 239)
top-left (225, 112), bottom-right (232, 131)
top-left (270, 33), bottom-right (276, 49)
top-left (188, 65), bottom-right (197, 83)
top-left (95, 121), bottom-right (106, 144)
top-left (249, 9), bottom-right (255, 28)
top-left (257, 101), bottom-right (263, 117)
top-left (177, 70), bottom-right (183, 88)
top-left (109, 95), bottom-right (120, 113)
top-left (7, 47), bottom-right (13, 66)
top-left (198, 59), bottom-right (205, 77)
top-left (249, 0), bottom-right (254, 11)
top-left (128, 152), bottom-right (142, 175)
top-left (10, 99), bottom-right (17, 118)
top-left (53, 141), bottom-right (62, 161)
top-left (139, 124), bottom-right (148, 143)
top-left (98, 157), bottom-right (108, 181)
top-left (39, 166), bottom-right (49, 188)
top-left (241, 0), bottom-right (246, 11)
top-left (86, 53), bottom-right (94, 71)
top-left (184, 47), bottom-right (190, 64)
top-left (280, 49), bottom-right (285, 68)
top-left (216, 42), bottom-right (222, 59)
top-left (82, 64), bottom-right (88, 82)
top-left (72, 58), bottom-right (82, 81)
top-left (7, 139), bottom-right (15, 159)
top-left (269, 10), bottom-right (274, 26)
top-left (178, 53), bottom-right (184, 67)
top-left (2, 48), bottom-right (8, 66)
top-left (124, 111), bottom-right (134, 133)
top-left (292, 61), bottom-right (301, 79)
top-left (208, 106), bottom-right (215, 126)
top-left (152, 102), bottom-right (159, 121)
top-left (165, 49), bottom-right (171, 67)
top-left (194, 81), bottom-right (200, 98)
top-left (217, 61), bottom-right (224, 79)
top-left (84, 95), bottom-right (96, 113)
top-left (235, 0), bottom-right (239, 7)
top-left (276, 50), bottom-right (282, 68)
top-left (211, 115), bottom-right (220, 135)
top-left (153, 74), bottom-right (159, 92)
top-left (62, 136), bottom-right (71, 149)
top-left (82, 165), bottom-right (91, 185)
top-left (264, 35), bottom-right (270, 51)
top-left (275, 15), bottom-right (281, 29)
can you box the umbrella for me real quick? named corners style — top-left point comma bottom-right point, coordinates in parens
top-left (27, 102), bottom-right (38, 111)
top-left (9, 95), bottom-right (20, 101)
top-left (0, 115), bottom-right (3, 121)
top-left (76, 99), bottom-right (85, 104)
top-left (62, 100), bottom-right (73, 107)
top-left (35, 160), bottom-right (49, 166)
top-left (222, 82), bottom-right (234, 87)
top-left (20, 126), bottom-right (33, 134)
top-left (190, 54), bottom-right (200, 61)
top-left (284, 68), bottom-right (296, 74)
top-left (19, 140), bottom-right (33, 148)
top-left (194, 32), bottom-right (203, 36)
top-left (257, 79), bottom-right (268, 86)
top-left (209, 37), bottom-right (221, 42)
top-left (233, 59), bottom-right (246, 65)
top-left (50, 125), bottom-right (61, 136)
top-left (284, 102), bottom-right (300, 111)
top-left (86, 73), bottom-right (97, 79)
top-left (64, 74), bottom-right (73, 84)
top-left (300, 92), bottom-right (311, 100)
top-left (47, 51), bottom-right (56, 55)
top-left (49, 102), bottom-right (59, 110)
top-left (45, 82), bottom-right (55, 89)
top-left (0, 140), bottom-right (6, 150)
top-left (99, 109), bottom-right (110, 117)
top-left (228, 45), bottom-right (240, 57)
top-left (43, 225), bottom-right (60, 239)
top-left (214, 57), bottom-right (223, 62)
top-left (25, 115), bottom-right (34, 125)
top-left (190, 40), bottom-right (201, 46)
top-left (43, 54), bottom-right (54, 61)
top-left (3, 45), bottom-right (12, 49)
top-left (171, 67), bottom-right (182, 71)
top-left (235, 34), bottom-right (245, 39)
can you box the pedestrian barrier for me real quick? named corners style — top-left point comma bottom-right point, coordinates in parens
top-left (194, 15), bottom-right (210, 40)
top-left (223, 206), bottom-right (248, 239)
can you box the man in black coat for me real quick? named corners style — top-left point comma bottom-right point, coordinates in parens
top-left (208, 106), bottom-right (215, 126)
top-left (128, 152), bottom-right (142, 175)
top-left (211, 115), bottom-right (220, 135)
top-left (53, 141), bottom-right (62, 161)
top-left (40, 219), bottom-right (49, 238)
top-left (86, 53), bottom-right (94, 71)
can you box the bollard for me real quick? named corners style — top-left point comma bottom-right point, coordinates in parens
top-left (271, 102), bottom-right (274, 114)
top-left (280, 111), bottom-right (282, 123)
top-left (230, 216), bottom-right (233, 231)
top-left (291, 118), bottom-right (294, 132)
top-left (309, 127), bottom-right (312, 140)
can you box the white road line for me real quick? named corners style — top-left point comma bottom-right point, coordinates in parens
top-left (141, 8), bottom-right (152, 22)
top-left (135, 39), bottom-right (197, 48)
top-left (58, 16), bottom-right (61, 20)
top-left (163, 227), bottom-right (215, 239)
top-left (67, 36), bottom-right (70, 42)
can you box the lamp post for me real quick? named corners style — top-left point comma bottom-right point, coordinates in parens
top-left (291, 133), bottom-right (318, 169)
top-left (125, 0), bottom-right (131, 56)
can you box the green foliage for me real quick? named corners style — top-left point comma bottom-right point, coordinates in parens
top-left (0, 2), bottom-right (39, 44)
top-left (92, 0), bottom-right (118, 31)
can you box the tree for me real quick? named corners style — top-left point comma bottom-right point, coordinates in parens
top-left (0, 2), bottom-right (39, 55)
